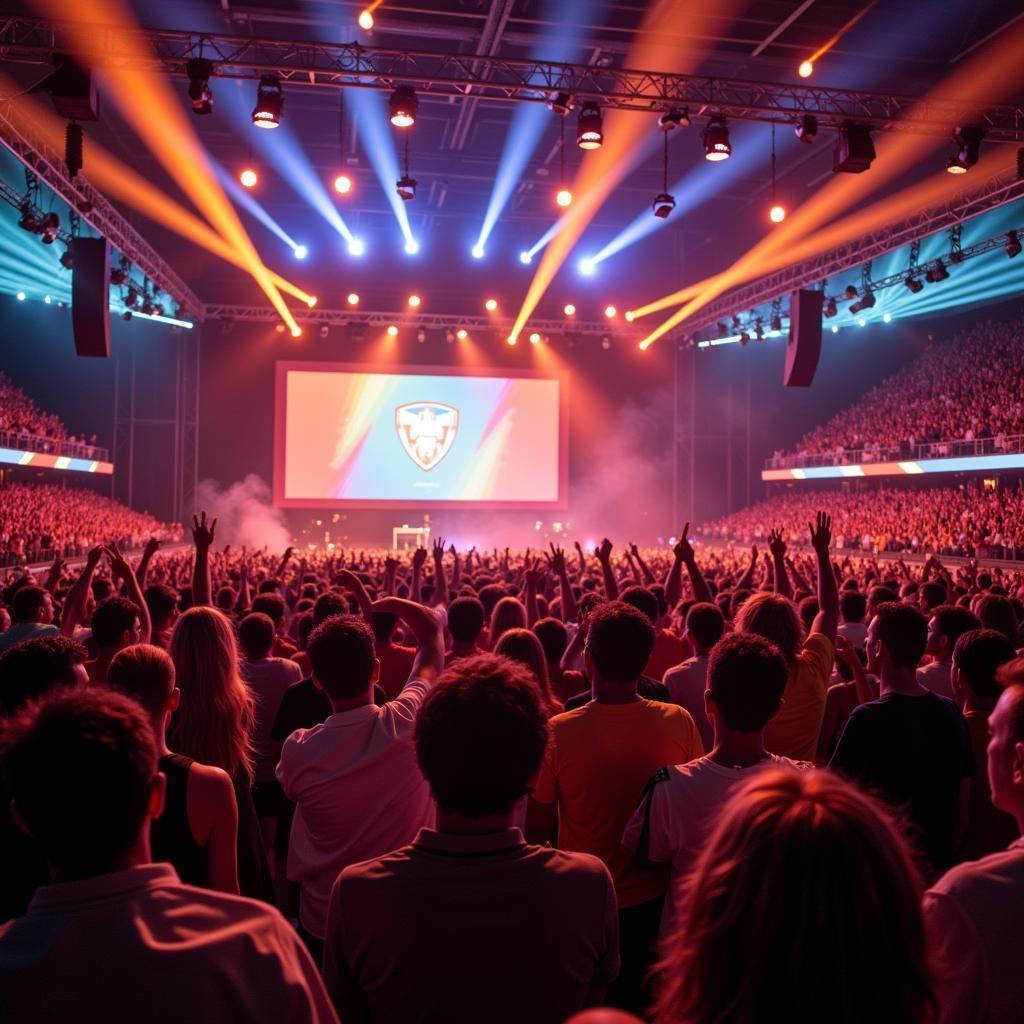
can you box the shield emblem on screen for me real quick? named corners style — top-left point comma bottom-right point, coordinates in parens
top-left (395, 402), bottom-right (459, 471)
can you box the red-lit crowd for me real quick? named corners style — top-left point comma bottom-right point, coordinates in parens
top-left (1, 516), bottom-right (1022, 1023)
top-left (0, 483), bottom-right (183, 565)
top-left (701, 482), bottom-right (1024, 559)
top-left (0, 370), bottom-right (100, 455)
top-left (776, 318), bottom-right (1024, 463)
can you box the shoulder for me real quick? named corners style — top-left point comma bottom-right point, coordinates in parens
top-left (529, 846), bottom-right (616, 886)
top-left (800, 633), bottom-right (834, 664)
top-left (187, 761), bottom-right (237, 802)
top-left (929, 845), bottom-right (1024, 902)
top-left (337, 845), bottom-right (417, 887)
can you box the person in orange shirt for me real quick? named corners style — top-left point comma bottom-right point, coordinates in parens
top-left (735, 512), bottom-right (838, 761)
top-left (528, 601), bottom-right (703, 1016)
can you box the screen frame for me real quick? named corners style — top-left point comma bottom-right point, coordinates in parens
top-left (273, 360), bottom-right (569, 510)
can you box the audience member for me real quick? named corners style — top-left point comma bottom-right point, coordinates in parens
top-left (661, 602), bottom-right (724, 750)
top-left (919, 605), bottom-right (982, 699)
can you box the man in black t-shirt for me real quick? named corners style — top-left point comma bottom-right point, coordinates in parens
top-left (830, 601), bottom-right (973, 878)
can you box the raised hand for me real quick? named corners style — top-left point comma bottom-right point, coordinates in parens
top-left (574, 540), bottom-right (583, 554)
top-left (192, 511), bottom-right (217, 549)
top-left (143, 537), bottom-right (161, 560)
top-left (833, 634), bottom-right (857, 666)
top-left (808, 511), bottom-right (832, 554)
top-left (768, 527), bottom-right (787, 560)
top-left (547, 543), bottom-right (567, 575)
top-left (597, 538), bottom-right (613, 563)
top-left (103, 541), bottom-right (134, 582)
top-left (628, 542), bottom-right (640, 558)
top-left (385, 556), bottom-right (398, 574)
top-left (750, 544), bottom-right (758, 561)
top-left (673, 523), bottom-right (693, 562)
top-left (525, 559), bottom-right (546, 589)
top-left (432, 537), bottom-right (446, 560)
top-left (412, 546), bottom-right (428, 569)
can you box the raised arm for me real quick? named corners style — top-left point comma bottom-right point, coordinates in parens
top-left (233, 558), bottom-right (252, 614)
top-left (105, 542), bottom-right (151, 644)
top-left (370, 597), bottom-right (445, 686)
top-left (135, 537), bottom-right (160, 589)
top-left (410, 545), bottom-right (427, 604)
top-left (596, 538), bottom-right (619, 600)
top-left (768, 528), bottom-right (793, 600)
top-left (675, 524), bottom-right (713, 605)
top-left (629, 543), bottom-right (657, 585)
top-left (43, 555), bottom-right (66, 596)
top-left (431, 538), bottom-right (449, 608)
top-left (524, 560), bottom-right (544, 628)
top-left (335, 569), bottom-right (373, 621)
top-left (735, 545), bottom-right (759, 591)
top-left (786, 554), bottom-right (810, 594)
top-left (448, 543), bottom-right (461, 594)
top-left (834, 634), bottom-right (874, 707)
top-left (275, 545), bottom-right (294, 581)
top-left (190, 511), bottom-right (216, 608)
top-left (61, 546), bottom-right (102, 636)
top-left (809, 511), bottom-right (839, 644)
top-left (573, 540), bottom-right (586, 580)
top-left (547, 544), bottom-right (577, 623)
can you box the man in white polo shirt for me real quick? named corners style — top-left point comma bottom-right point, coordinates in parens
top-left (277, 596), bottom-right (444, 958)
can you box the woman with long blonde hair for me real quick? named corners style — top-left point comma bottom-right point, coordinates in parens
top-left (493, 628), bottom-right (563, 717)
top-left (655, 767), bottom-right (934, 1024)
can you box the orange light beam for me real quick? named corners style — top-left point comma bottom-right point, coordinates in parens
top-left (31, 0), bottom-right (299, 331)
top-left (806, 1), bottom-right (878, 67)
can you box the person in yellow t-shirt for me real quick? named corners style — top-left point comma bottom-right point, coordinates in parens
top-left (735, 512), bottom-right (838, 761)
top-left (528, 601), bottom-right (703, 1016)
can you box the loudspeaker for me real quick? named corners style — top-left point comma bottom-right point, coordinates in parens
top-left (71, 236), bottom-right (111, 358)
top-left (784, 289), bottom-right (823, 387)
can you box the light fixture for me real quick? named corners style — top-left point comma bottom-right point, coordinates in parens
top-left (529, 332), bottom-right (541, 344)
top-left (1007, 231), bottom-right (1022, 258)
top-left (507, 335), bottom-right (517, 346)
top-left (59, 248), bottom-right (73, 270)
top-left (601, 336), bottom-right (611, 350)
top-left (924, 261), bottom-right (949, 283)
top-left (770, 313), bottom-right (783, 331)
top-left (396, 175), bottom-right (417, 201)
top-left (883, 312), bottom-right (892, 323)
top-left (519, 251), bottom-right (532, 265)
top-left (416, 327), bottom-right (427, 344)
top-left (702, 116), bottom-right (731, 161)
top-left (16, 291), bottom-right (25, 301)
top-left (831, 324), bottom-right (839, 333)
top-left (320, 325), bottom-right (330, 339)
top-left (472, 245), bottom-right (485, 259)
top-left (769, 204), bottom-right (786, 223)
top-left (389, 86), bottom-right (417, 128)
top-left (904, 275), bottom-right (924, 293)
top-left (548, 92), bottom-right (574, 116)
top-left (946, 126), bottom-right (984, 174)
top-left (386, 324), bottom-right (399, 336)
top-left (624, 310), bottom-right (634, 322)
top-left (121, 310), bottom-right (132, 321)
top-left (334, 174), bottom-right (352, 194)
top-left (456, 328), bottom-right (468, 340)
top-left (579, 258), bottom-right (595, 276)
top-left (604, 305), bottom-right (617, 318)
top-left (408, 294), bottom-right (421, 308)
top-left (485, 298), bottom-right (498, 312)
top-left (358, 9), bottom-right (374, 30)
top-left (186, 59), bottom-right (214, 116)
top-left (111, 267), bottom-right (127, 286)
top-left (305, 295), bottom-right (317, 308)
top-left (659, 107), bottom-right (689, 130)
top-left (252, 75), bottom-right (284, 129)
top-left (275, 324), bottom-right (285, 333)
top-left (40, 212), bottom-right (60, 244)
top-left (404, 238), bottom-right (420, 255)
top-left (833, 123), bottom-right (875, 173)
top-left (653, 121), bottom-right (676, 219)
top-left (347, 293), bottom-right (359, 305)
top-left (798, 60), bottom-right (814, 78)
top-left (577, 102), bottom-right (603, 150)
top-left (348, 237), bottom-right (365, 256)
top-left (858, 318), bottom-right (867, 327)
top-left (843, 285), bottom-right (858, 300)
top-left (794, 114), bottom-right (818, 143)
top-left (17, 203), bottom-right (40, 233)
top-left (291, 325), bottom-right (302, 337)
top-left (564, 303), bottom-right (576, 316)
top-left (239, 167), bottom-right (258, 188)
top-left (823, 297), bottom-right (838, 317)
top-left (445, 328), bottom-right (456, 344)
top-left (556, 188), bottom-right (573, 208)
top-left (849, 291), bottom-right (876, 314)
top-left (293, 244), bottom-right (308, 260)
top-left (715, 322), bottom-right (727, 338)
top-left (653, 193), bottom-right (676, 219)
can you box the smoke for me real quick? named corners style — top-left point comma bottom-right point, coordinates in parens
top-left (193, 474), bottom-right (291, 552)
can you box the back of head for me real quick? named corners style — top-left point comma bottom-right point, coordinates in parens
top-left (489, 596), bottom-right (527, 648)
top-left (415, 653), bottom-right (548, 817)
top-left (587, 600), bottom-right (655, 684)
top-left (144, 584), bottom-right (178, 627)
top-left (371, 611), bottom-right (399, 645)
top-left (872, 602), bottom-right (928, 670)
top-left (735, 591), bottom-right (801, 665)
top-left (974, 594), bottom-right (1019, 645)
top-left (797, 595), bottom-right (820, 633)
top-left (0, 688), bottom-right (157, 878)
top-left (11, 585), bottom-right (49, 624)
top-left (655, 768), bottom-right (931, 1024)
top-left (840, 590), bottom-right (866, 625)
top-left (708, 632), bottom-right (788, 732)
top-left (308, 614), bottom-right (377, 700)
top-left (238, 611), bottom-right (276, 660)
top-left (108, 644), bottom-right (176, 721)
top-left (0, 636), bottom-right (88, 716)
top-left (312, 591), bottom-right (347, 627)
top-left (493, 628), bottom-right (558, 713)
top-left (477, 583), bottom-right (507, 618)
top-left (251, 592), bottom-right (286, 628)
top-left (953, 629), bottom-right (1017, 700)
top-left (620, 586), bottom-right (659, 626)
top-left (685, 602), bottom-right (725, 652)
top-left (91, 596), bottom-right (140, 650)
top-left (533, 617), bottom-right (568, 664)
top-left (931, 604), bottom-right (981, 649)
top-left (918, 582), bottom-right (947, 613)
top-left (868, 585), bottom-right (900, 615)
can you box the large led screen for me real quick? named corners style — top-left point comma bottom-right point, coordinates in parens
top-left (274, 362), bottom-right (568, 508)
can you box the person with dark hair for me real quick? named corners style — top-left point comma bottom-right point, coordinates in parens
top-left (251, 592), bottom-right (299, 659)
top-left (950, 629), bottom-right (1019, 860)
top-left (620, 586), bottom-right (684, 682)
top-left (277, 599), bottom-right (444, 958)
top-left (144, 583), bottom-right (179, 650)
top-left (919, 605), bottom-right (982, 699)
top-left (0, 585), bottom-right (57, 655)
top-left (924, 671), bottom-right (1024, 1024)
top-left (446, 595), bottom-right (486, 665)
top-left (0, 635), bottom-right (89, 921)
top-left (662, 602), bottom-right (725, 750)
top-left (534, 616), bottom-right (585, 704)
top-left (838, 589), bottom-right (868, 650)
top-left (918, 580), bottom-right (948, 616)
top-left (0, 688), bottom-right (337, 1023)
top-left (371, 610), bottom-right (416, 699)
top-left (86, 595), bottom-right (142, 683)
top-left (108, 644), bottom-right (239, 894)
top-left (973, 593), bottom-right (1020, 646)
top-left (323, 653), bottom-right (619, 1024)
top-left (528, 600), bottom-right (703, 1014)
top-left (830, 602), bottom-right (973, 878)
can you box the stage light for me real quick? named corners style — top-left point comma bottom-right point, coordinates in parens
top-left (408, 294), bottom-right (421, 308)
top-left (771, 313), bottom-right (783, 331)
top-left (334, 174), bottom-right (353, 195)
top-left (564, 303), bottom-right (576, 316)
top-left (831, 324), bottom-right (839, 333)
top-left (824, 297), bottom-right (838, 317)
top-left (529, 332), bottom-right (541, 344)
top-left (416, 327), bottom-right (427, 343)
top-left (580, 258), bottom-right (595, 276)
top-left (883, 312), bottom-right (892, 323)
top-left (738, 332), bottom-right (749, 347)
top-left (110, 267), bottom-right (127, 286)
top-left (507, 334), bottom-right (517, 346)
top-left (702, 116), bottom-right (731, 161)
top-left (320, 325), bottom-right (330, 339)
top-left (945, 156), bottom-right (968, 175)
top-left (389, 86), bottom-right (417, 128)
top-left (624, 310), bottom-right (634, 322)
top-left (833, 123), bottom-right (875, 173)
top-left (121, 310), bottom-right (132, 321)
top-left (849, 291), bottom-right (876, 314)
top-left (577, 103), bottom-right (603, 150)
top-left (604, 305), bottom-right (617, 318)
top-left (44, 294), bottom-right (51, 304)
top-left (347, 292), bottom-right (359, 305)
top-left (358, 9), bottom-right (374, 30)
top-left (652, 192), bottom-right (676, 219)
top-left (348, 238), bottom-right (366, 256)
top-left (186, 58), bottom-right (214, 115)
top-left (386, 324), bottom-right (399, 336)
top-left (445, 328), bottom-right (456, 344)
top-left (39, 212), bottom-right (60, 244)
top-left (715, 322), bottom-right (726, 338)
top-left (659, 107), bottom-right (689, 130)
top-left (456, 328), bottom-right (468, 340)
top-left (252, 76), bottom-right (284, 129)
top-left (59, 249), bottom-right (73, 270)
top-left (125, 287), bottom-right (139, 308)
top-left (858, 318), bottom-right (866, 327)
top-left (404, 238), bottom-right (420, 255)
top-left (904, 275), bottom-right (924, 293)
top-left (305, 295), bottom-right (317, 308)
top-left (485, 298), bottom-right (498, 312)
top-left (601, 336), bottom-right (612, 350)
top-left (275, 323), bottom-right (285, 333)
top-left (239, 167), bottom-right (258, 188)
top-left (844, 285), bottom-right (858, 300)
top-left (1006, 231), bottom-right (1022, 258)
top-left (769, 204), bottom-right (786, 223)
top-left (925, 261), bottom-right (949, 283)
top-left (291, 325), bottom-right (302, 337)
top-left (16, 291), bottom-right (25, 301)
top-left (548, 92), bottom-right (573, 116)
top-left (472, 245), bottom-right (485, 259)
top-left (795, 114), bottom-right (818, 143)
top-left (519, 251), bottom-right (532, 265)
top-left (798, 60), bottom-right (814, 78)
top-left (396, 175), bottom-right (417, 202)
top-left (292, 244), bottom-right (308, 260)
top-left (946, 126), bottom-right (984, 174)
top-left (556, 188), bottom-right (573, 208)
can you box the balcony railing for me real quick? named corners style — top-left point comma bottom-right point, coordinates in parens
top-left (765, 433), bottom-right (1024, 471)
top-left (0, 428), bottom-right (110, 463)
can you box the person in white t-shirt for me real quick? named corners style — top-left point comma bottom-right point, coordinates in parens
top-left (277, 597), bottom-right (444, 958)
top-left (624, 631), bottom-right (805, 937)
top-left (661, 602), bottom-right (725, 751)
top-left (918, 605), bottom-right (981, 700)
top-left (837, 590), bottom-right (868, 652)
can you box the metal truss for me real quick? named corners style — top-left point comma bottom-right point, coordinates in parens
top-left (2, 17), bottom-right (1023, 139)
top-left (674, 165), bottom-right (1024, 339)
top-left (204, 304), bottom-right (641, 340)
top-left (0, 92), bottom-right (204, 317)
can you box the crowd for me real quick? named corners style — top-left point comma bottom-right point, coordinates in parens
top-left (0, 483), bottom-right (183, 566)
top-left (700, 482), bottom-right (1024, 559)
top-left (0, 371), bottom-right (103, 458)
top-left (0, 511), bottom-right (1022, 1023)
top-left (774, 319), bottom-right (1024, 465)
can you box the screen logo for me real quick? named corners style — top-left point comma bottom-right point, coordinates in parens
top-left (395, 402), bottom-right (459, 471)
